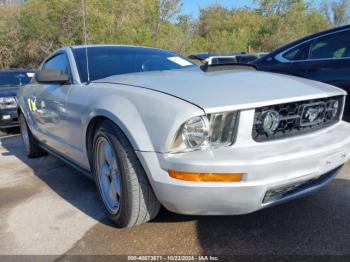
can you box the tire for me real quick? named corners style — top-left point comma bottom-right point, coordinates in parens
top-left (0, 129), bottom-right (6, 137)
top-left (91, 120), bottom-right (160, 228)
top-left (19, 113), bottom-right (46, 158)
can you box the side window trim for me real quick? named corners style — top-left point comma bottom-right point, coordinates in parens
top-left (275, 28), bottom-right (350, 63)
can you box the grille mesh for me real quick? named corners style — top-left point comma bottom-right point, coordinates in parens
top-left (252, 96), bottom-right (344, 142)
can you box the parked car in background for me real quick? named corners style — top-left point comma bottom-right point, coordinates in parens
top-left (18, 45), bottom-right (350, 228)
top-left (0, 70), bottom-right (34, 132)
top-left (188, 52), bottom-right (246, 64)
top-left (188, 52), bottom-right (219, 64)
top-left (238, 52), bottom-right (269, 63)
top-left (205, 55), bottom-right (238, 65)
top-left (253, 25), bottom-right (350, 120)
top-left (190, 52), bottom-right (268, 65)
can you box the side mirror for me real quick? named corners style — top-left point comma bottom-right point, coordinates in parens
top-left (35, 69), bottom-right (69, 85)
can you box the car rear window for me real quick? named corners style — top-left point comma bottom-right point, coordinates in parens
top-left (72, 46), bottom-right (196, 83)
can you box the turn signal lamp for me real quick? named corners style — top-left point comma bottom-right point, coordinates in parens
top-left (168, 170), bottom-right (243, 182)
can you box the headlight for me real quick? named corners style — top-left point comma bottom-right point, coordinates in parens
top-left (0, 96), bottom-right (17, 109)
top-left (182, 116), bottom-right (209, 148)
top-left (170, 111), bottom-right (238, 153)
top-left (331, 100), bottom-right (339, 118)
top-left (208, 111), bottom-right (237, 147)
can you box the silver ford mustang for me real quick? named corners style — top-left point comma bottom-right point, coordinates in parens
top-left (18, 45), bottom-right (350, 228)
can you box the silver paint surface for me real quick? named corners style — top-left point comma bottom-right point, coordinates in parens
top-left (17, 45), bottom-right (350, 215)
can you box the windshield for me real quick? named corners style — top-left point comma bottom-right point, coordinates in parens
top-left (72, 46), bottom-right (196, 83)
top-left (0, 71), bottom-right (33, 87)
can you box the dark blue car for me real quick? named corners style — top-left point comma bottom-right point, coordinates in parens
top-left (253, 25), bottom-right (350, 120)
top-left (0, 70), bottom-right (34, 131)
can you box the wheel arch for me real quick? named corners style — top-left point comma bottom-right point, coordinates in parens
top-left (83, 112), bottom-right (161, 201)
top-left (83, 108), bottom-right (154, 168)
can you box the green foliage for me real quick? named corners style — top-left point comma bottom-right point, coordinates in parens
top-left (255, 2), bottom-right (331, 51)
top-left (0, 4), bottom-right (21, 68)
top-left (320, 0), bottom-right (350, 26)
top-left (0, 0), bottom-right (336, 69)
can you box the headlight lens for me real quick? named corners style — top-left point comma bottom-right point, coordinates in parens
top-left (331, 100), bottom-right (339, 117)
top-left (208, 111), bottom-right (237, 147)
top-left (170, 111), bottom-right (238, 153)
top-left (0, 96), bottom-right (17, 109)
top-left (171, 116), bottom-right (209, 152)
top-left (182, 116), bottom-right (208, 148)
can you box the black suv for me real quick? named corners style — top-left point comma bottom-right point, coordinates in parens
top-left (0, 70), bottom-right (34, 131)
top-left (253, 25), bottom-right (350, 120)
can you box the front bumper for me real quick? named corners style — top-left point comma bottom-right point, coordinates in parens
top-left (137, 121), bottom-right (350, 215)
top-left (0, 108), bottom-right (19, 128)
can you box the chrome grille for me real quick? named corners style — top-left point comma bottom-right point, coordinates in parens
top-left (252, 96), bottom-right (344, 142)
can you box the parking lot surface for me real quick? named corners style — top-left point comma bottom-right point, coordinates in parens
top-left (1, 134), bottom-right (350, 256)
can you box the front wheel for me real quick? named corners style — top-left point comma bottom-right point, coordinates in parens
top-left (19, 113), bottom-right (45, 158)
top-left (91, 120), bottom-right (160, 228)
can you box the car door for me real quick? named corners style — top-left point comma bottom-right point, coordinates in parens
top-left (32, 52), bottom-right (74, 153)
top-left (293, 29), bottom-right (350, 89)
top-left (291, 29), bottom-right (350, 119)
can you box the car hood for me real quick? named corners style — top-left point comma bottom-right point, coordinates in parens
top-left (97, 69), bottom-right (346, 113)
top-left (0, 86), bottom-right (18, 97)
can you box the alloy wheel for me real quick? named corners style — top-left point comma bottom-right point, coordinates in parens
top-left (95, 136), bottom-right (121, 214)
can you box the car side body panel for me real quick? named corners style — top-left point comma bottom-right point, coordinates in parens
top-left (18, 80), bottom-right (205, 170)
top-left (76, 83), bottom-right (205, 167)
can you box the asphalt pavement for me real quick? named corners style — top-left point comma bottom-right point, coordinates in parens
top-left (0, 134), bottom-right (350, 257)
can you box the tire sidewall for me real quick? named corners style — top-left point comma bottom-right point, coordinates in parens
top-left (19, 114), bottom-right (30, 155)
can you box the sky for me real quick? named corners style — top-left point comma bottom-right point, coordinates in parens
top-left (181, 0), bottom-right (323, 18)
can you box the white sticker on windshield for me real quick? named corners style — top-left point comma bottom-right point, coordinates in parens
top-left (27, 72), bottom-right (35, 77)
top-left (167, 56), bottom-right (193, 67)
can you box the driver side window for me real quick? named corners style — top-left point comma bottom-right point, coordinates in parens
top-left (43, 53), bottom-right (70, 75)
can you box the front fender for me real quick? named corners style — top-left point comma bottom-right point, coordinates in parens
top-left (81, 85), bottom-right (204, 155)
top-left (82, 96), bottom-right (154, 153)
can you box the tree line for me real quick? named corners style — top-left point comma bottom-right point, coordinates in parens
top-left (0, 0), bottom-right (349, 69)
